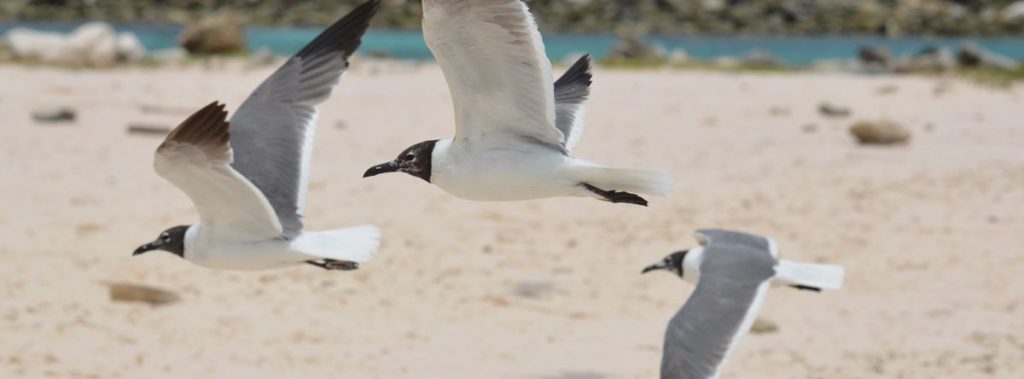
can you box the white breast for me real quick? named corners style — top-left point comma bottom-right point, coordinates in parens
top-left (183, 224), bottom-right (305, 270)
top-left (430, 139), bottom-right (578, 201)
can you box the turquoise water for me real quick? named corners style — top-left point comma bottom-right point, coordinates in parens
top-left (2, 21), bottom-right (1023, 65)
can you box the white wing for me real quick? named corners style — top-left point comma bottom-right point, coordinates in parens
top-left (423, 0), bottom-right (565, 150)
top-left (229, 0), bottom-right (379, 238)
top-left (155, 102), bottom-right (283, 243)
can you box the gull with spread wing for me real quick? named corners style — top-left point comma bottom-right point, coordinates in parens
top-left (642, 229), bottom-right (846, 379)
top-left (363, 0), bottom-right (673, 206)
top-left (132, 0), bottom-right (381, 271)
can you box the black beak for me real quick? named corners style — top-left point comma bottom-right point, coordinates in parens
top-left (642, 261), bottom-right (669, 274)
top-left (363, 161), bottom-right (399, 178)
top-left (133, 240), bottom-right (160, 256)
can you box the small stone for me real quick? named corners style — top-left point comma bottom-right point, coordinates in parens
top-left (818, 102), bottom-right (851, 118)
top-left (126, 124), bottom-right (171, 136)
top-left (32, 106), bottom-right (76, 123)
top-left (106, 282), bottom-right (180, 306)
top-left (750, 318), bottom-right (779, 334)
top-left (769, 106), bottom-right (791, 117)
top-left (802, 124), bottom-right (818, 133)
top-left (850, 119), bottom-right (912, 145)
top-left (513, 281), bottom-right (555, 299)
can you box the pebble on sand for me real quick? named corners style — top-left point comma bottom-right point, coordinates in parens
top-left (819, 102), bottom-right (852, 118)
top-left (32, 106), bottom-right (76, 123)
top-left (106, 282), bottom-right (181, 306)
top-left (850, 119), bottom-right (912, 145)
top-left (750, 318), bottom-right (779, 334)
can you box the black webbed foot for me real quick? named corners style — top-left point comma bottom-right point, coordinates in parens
top-left (581, 183), bottom-right (648, 206)
top-left (306, 259), bottom-right (359, 271)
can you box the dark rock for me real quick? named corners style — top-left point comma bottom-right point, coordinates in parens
top-left (32, 106), bottom-right (76, 123)
top-left (858, 46), bottom-right (893, 69)
top-left (957, 42), bottom-right (1020, 70)
top-left (606, 34), bottom-right (665, 63)
top-left (178, 10), bottom-right (246, 55)
top-left (850, 119), bottom-right (911, 145)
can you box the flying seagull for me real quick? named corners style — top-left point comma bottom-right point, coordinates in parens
top-left (642, 229), bottom-right (845, 379)
top-left (133, 0), bottom-right (382, 271)
top-left (362, 0), bottom-right (673, 206)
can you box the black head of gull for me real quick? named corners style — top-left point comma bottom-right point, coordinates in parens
top-left (133, 225), bottom-right (189, 258)
top-left (642, 250), bottom-right (689, 277)
top-left (363, 139), bottom-right (438, 183)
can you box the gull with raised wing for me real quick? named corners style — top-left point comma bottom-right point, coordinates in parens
top-left (363, 0), bottom-right (673, 206)
top-left (642, 229), bottom-right (846, 379)
top-left (132, 0), bottom-right (382, 271)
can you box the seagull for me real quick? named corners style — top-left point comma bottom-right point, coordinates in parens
top-left (642, 229), bottom-right (845, 379)
top-left (362, 0), bottom-right (673, 206)
top-left (132, 0), bottom-right (382, 271)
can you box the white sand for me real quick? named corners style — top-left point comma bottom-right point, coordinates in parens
top-left (0, 61), bottom-right (1022, 378)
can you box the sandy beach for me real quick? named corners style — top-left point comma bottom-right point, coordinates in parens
top-left (1, 61), bottom-right (1022, 378)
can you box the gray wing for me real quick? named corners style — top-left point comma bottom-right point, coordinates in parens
top-left (553, 54), bottom-right (592, 152)
top-left (154, 102), bottom-right (283, 242)
top-left (694, 229), bottom-right (773, 254)
top-left (662, 235), bottom-right (777, 379)
top-left (228, 0), bottom-right (379, 238)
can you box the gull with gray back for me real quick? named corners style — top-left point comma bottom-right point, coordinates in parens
top-left (642, 229), bottom-right (845, 379)
top-left (133, 0), bottom-right (382, 271)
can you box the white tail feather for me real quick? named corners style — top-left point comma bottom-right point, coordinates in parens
top-left (573, 165), bottom-right (674, 196)
top-left (292, 225), bottom-right (380, 263)
top-left (774, 260), bottom-right (845, 290)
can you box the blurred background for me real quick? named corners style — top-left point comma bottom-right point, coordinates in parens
top-left (1, 1), bottom-right (1022, 379)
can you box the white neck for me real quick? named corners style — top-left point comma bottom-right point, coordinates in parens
top-left (182, 224), bottom-right (201, 260)
top-left (681, 246), bottom-right (704, 285)
top-left (429, 138), bottom-right (454, 178)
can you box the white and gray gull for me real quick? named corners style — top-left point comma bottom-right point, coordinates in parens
top-left (642, 229), bottom-right (846, 379)
top-left (363, 0), bottom-right (673, 206)
top-left (132, 0), bottom-right (382, 271)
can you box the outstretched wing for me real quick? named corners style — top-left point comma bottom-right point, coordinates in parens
top-left (155, 102), bottom-right (283, 242)
top-left (661, 229), bottom-right (778, 378)
top-left (661, 273), bottom-right (770, 379)
top-left (423, 0), bottom-right (565, 151)
top-left (553, 54), bottom-right (592, 152)
top-left (228, 0), bottom-right (380, 238)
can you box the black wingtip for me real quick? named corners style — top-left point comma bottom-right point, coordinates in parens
top-left (165, 101), bottom-right (230, 147)
top-left (555, 54), bottom-right (593, 87)
top-left (294, 0), bottom-right (381, 60)
top-left (554, 54), bottom-right (593, 104)
top-left (791, 285), bottom-right (822, 292)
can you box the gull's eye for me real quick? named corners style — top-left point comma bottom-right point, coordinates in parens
top-left (404, 153), bottom-right (415, 161)
top-left (161, 233), bottom-right (170, 242)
